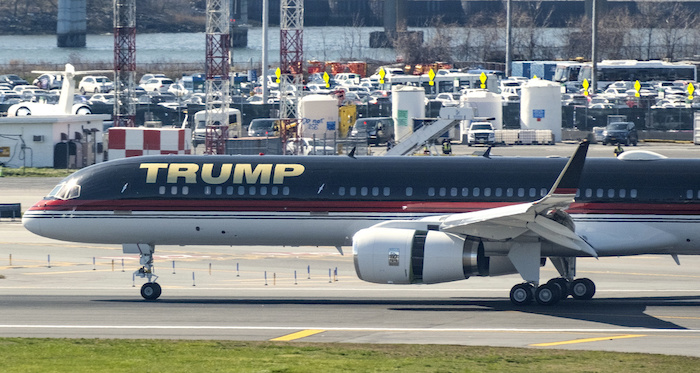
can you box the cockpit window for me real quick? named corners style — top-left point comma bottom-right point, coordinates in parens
top-left (45, 180), bottom-right (81, 200)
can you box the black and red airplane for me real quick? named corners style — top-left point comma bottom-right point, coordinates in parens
top-left (22, 143), bottom-right (700, 304)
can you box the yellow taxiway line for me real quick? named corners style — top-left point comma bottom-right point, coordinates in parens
top-left (270, 329), bottom-right (325, 341)
top-left (531, 334), bottom-right (646, 347)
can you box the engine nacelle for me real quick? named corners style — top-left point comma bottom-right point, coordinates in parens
top-left (352, 227), bottom-right (519, 285)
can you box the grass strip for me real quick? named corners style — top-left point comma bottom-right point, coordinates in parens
top-left (0, 338), bottom-right (697, 372)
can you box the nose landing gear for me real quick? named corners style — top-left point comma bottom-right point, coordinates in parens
top-left (124, 244), bottom-right (162, 301)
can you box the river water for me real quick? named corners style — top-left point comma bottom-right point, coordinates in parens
top-left (0, 27), bottom-right (399, 67)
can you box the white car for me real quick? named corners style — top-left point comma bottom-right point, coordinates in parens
top-left (286, 137), bottom-right (335, 155)
top-left (78, 76), bottom-right (113, 94)
top-left (139, 73), bottom-right (167, 85)
top-left (434, 92), bottom-right (460, 107)
top-left (140, 77), bottom-right (175, 92)
top-left (167, 83), bottom-right (189, 97)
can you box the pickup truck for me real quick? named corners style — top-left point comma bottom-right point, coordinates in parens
top-left (466, 121), bottom-right (496, 146)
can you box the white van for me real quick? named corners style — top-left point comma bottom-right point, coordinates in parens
top-left (191, 108), bottom-right (242, 147)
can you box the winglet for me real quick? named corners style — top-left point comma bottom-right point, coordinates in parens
top-left (548, 141), bottom-right (589, 196)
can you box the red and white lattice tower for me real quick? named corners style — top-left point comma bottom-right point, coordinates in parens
top-left (279, 0), bottom-right (304, 123)
top-left (204, 0), bottom-right (230, 155)
top-left (113, 0), bottom-right (136, 127)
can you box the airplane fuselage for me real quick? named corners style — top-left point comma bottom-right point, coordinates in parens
top-left (22, 154), bottom-right (700, 257)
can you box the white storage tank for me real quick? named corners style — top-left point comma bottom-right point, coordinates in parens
top-left (459, 89), bottom-right (503, 140)
top-left (520, 79), bottom-right (562, 142)
top-left (298, 94), bottom-right (339, 139)
top-left (392, 85), bottom-right (425, 141)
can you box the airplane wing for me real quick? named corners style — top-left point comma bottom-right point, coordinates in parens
top-left (439, 141), bottom-right (596, 257)
top-left (373, 142), bottom-right (596, 257)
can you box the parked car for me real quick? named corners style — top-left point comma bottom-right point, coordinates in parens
top-left (78, 76), bottom-right (113, 94)
top-left (603, 121), bottom-right (638, 146)
top-left (139, 73), bottom-right (167, 85)
top-left (0, 74), bottom-right (29, 88)
top-left (33, 74), bottom-right (63, 90)
top-left (140, 77), bottom-right (175, 93)
top-left (434, 92), bottom-right (460, 107)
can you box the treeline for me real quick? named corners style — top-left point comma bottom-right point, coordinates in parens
top-left (396, 2), bottom-right (700, 64)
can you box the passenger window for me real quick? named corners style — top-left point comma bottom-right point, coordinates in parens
top-left (439, 188), bottom-right (446, 197)
top-left (462, 187), bottom-right (469, 197)
top-left (596, 189), bottom-right (603, 198)
top-left (283, 186), bottom-right (290, 195)
top-left (238, 186), bottom-right (245, 195)
top-left (170, 186), bottom-right (178, 195)
top-left (507, 188), bottom-right (513, 197)
top-left (484, 188), bottom-right (491, 197)
top-left (406, 187), bottom-right (413, 196)
top-left (260, 186), bottom-right (267, 196)
top-left (428, 188), bottom-right (435, 197)
top-left (383, 187), bottom-right (390, 196)
top-left (687, 190), bottom-right (694, 199)
top-left (182, 186), bottom-right (189, 195)
top-left (350, 187), bottom-right (357, 196)
top-left (272, 186), bottom-right (279, 196)
top-left (249, 186), bottom-right (256, 195)
top-left (473, 188), bottom-right (480, 197)
top-left (517, 188), bottom-right (524, 197)
top-left (226, 186), bottom-right (234, 195)
top-left (630, 189), bottom-right (637, 198)
top-left (585, 189), bottom-right (592, 198)
top-left (450, 188), bottom-right (458, 197)
top-left (608, 189), bottom-right (615, 198)
top-left (361, 187), bottom-right (368, 196)
top-left (339, 187), bottom-right (346, 196)
top-left (495, 188), bottom-right (502, 197)
top-left (159, 186), bottom-right (166, 195)
top-left (529, 188), bottom-right (536, 197)
top-left (204, 186), bottom-right (211, 195)
top-left (372, 187), bottom-right (379, 196)
top-left (619, 189), bottom-right (626, 198)
top-left (215, 186), bottom-right (222, 195)
top-left (540, 188), bottom-right (547, 197)
top-left (575, 189), bottom-right (580, 197)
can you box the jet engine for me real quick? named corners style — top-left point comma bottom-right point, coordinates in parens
top-left (352, 227), bottom-right (520, 285)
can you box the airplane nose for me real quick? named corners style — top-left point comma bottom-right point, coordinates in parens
top-left (22, 212), bottom-right (43, 236)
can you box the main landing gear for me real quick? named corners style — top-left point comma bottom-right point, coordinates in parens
top-left (509, 277), bottom-right (596, 306)
top-left (508, 256), bottom-right (596, 306)
top-left (123, 244), bottom-right (162, 301)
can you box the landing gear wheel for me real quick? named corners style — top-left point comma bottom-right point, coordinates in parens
top-left (510, 283), bottom-right (534, 305)
top-left (571, 278), bottom-right (596, 300)
top-left (547, 278), bottom-right (570, 300)
top-left (535, 283), bottom-right (561, 306)
top-left (140, 282), bottom-right (162, 301)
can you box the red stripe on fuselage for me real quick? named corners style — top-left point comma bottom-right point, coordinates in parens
top-left (27, 199), bottom-right (700, 216)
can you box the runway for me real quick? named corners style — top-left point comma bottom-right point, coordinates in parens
top-left (2, 142), bottom-right (700, 357)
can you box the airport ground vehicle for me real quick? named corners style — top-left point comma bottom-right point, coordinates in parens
top-left (602, 121), bottom-right (638, 146)
top-left (191, 108), bottom-right (242, 147)
top-left (466, 121), bottom-right (496, 146)
top-left (248, 118), bottom-right (280, 137)
top-left (351, 117), bottom-right (395, 145)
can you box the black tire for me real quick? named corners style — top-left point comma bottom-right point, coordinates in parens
top-left (571, 278), bottom-right (596, 300)
top-left (535, 283), bottom-right (561, 306)
top-left (547, 278), bottom-right (570, 299)
top-left (510, 283), bottom-right (534, 305)
top-left (140, 282), bottom-right (162, 301)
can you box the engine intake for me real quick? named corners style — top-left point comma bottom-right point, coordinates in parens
top-left (352, 227), bottom-right (518, 284)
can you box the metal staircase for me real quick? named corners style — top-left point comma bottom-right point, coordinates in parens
top-left (384, 106), bottom-right (474, 156)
